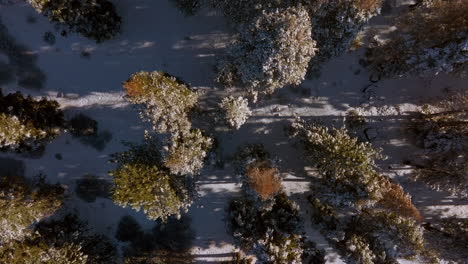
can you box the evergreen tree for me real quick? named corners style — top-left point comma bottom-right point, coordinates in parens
top-left (218, 96), bottom-right (251, 130)
top-left (290, 118), bottom-right (387, 204)
top-left (123, 71), bottom-right (198, 134)
top-left (365, 0), bottom-right (468, 78)
top-left (308, 0), bottom-right (381, 76)
top-left (0, 174), bottom-right (64, 242)
top-left (215, 5), bottom-right (316, 95)
top-left (27, 0), bottom-right (121, 42)
top-left (0, 89), bottom-right (64, 151)
top-left (110, 140), bottom-right (196, 221)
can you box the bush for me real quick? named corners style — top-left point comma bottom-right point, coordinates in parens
top-left (245, 160), bottom-right (282, 201)
top-left (218, 96), bottom-right (251, 130)
top-left (290, 118), bottom-right (387, 204)
top-left (164, 129), bottom-right (213, 176)
top-left (365, 0), bottom-right (468, 78)
top-left (110, 141), bottom-right (196, 221)
top-left (377, 183), bottom-right (422, 221)
top-left (0, 174), bottom-right (64, 242)
top-left (27, 0), bottom-right (121, 42)
top-left (123, 71), bottom-right (198, 134)
top-left (215, 5), bottom-right (316, 95)
top-left (0, 89), bottom-right (64, 150)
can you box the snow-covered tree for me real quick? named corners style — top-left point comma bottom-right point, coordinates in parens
top-left (27, 0), bottom-right (121, 42)
top-left (123, 71), bottom-right (198, 134)
top-left (164, 129), bottom-right (213, 176)
top-left (215, 5), bottom-right (316, 94)
top-left (227, 192), bottom-right (324, 263)
top-left (308, 0), bottom-right (381, 76)
top-left (0, 89), bottom-right (64, 151)
top-left (0, 174), bottom-right (64, 243)
top-left (290, 118), bottom-right (387, 204)
top-left (110, 140), bottom-right (196, 221)
top-left (365, 0), bottom-right (468, 78)
top-left (409, 92), bottom-right (468, 197)
top-left (212, 0), bottom-right (291, 25)
top-left (0, 214), bottom-right (117, 264)
top-left (343, 211), bottom-right (428, 263)
top-left (218, 96), bottom-right (251, 130)
top-left (0, 237), bottom-right (88, 264)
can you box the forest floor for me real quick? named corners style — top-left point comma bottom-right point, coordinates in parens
top-left (0, 0), bottom-right (466, 263)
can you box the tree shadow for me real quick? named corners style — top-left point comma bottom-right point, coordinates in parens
top-left (0, 16), bottom-right (46, 90)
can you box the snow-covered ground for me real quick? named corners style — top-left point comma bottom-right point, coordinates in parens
top-left (0, 0), bottom-right (466, 263)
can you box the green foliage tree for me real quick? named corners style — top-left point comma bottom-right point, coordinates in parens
top-left (0, 174), bottom-right (64, 242)
top-left (164, 129), bottom-right (213, 176)
top-left (290, 118), bottom-right (387, 204)
top-left (0, 236), bottom-right (88, 264)
top-left (27, 0), bottom-right (121, 42)
top-left (218, 96), bottom-right (251, 130)
top-left (0, 89), bottom-right (64, 150)
top-left (110, 140), bottom-right (196, 221)
top-left (0, 214), bottom-right (117, 264)
top-left (123, 71), bottom-right (198, 134)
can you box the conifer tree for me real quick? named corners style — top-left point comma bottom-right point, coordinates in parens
top-left (27, 0), bottom-right (121, 42)
top-left (365, 0), bottom-right (468, 78)
top-left (0, 89), bottom-right (64, 151)
top-left (215, 5), bottom-right (316, 94)
top-left (0, 174), bottom-right (64, 242)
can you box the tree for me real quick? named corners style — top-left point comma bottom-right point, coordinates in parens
top-left (0, 214), bottom-right (117, 264)
top-left (290, 118), bottom-right (387, 205)
top-left (0, 174), bottom-right (64, 242)
top-left (110, 140), bottom-right (196, 221)
top-left (365, 0), bottom-right (468, 78)
top-left (218, 96), bottom-right (251, 130)
top-left (308, 0), bottom-right (381, 76)
top-left (0, 89), bottom-right (64, 151)
top-left (0, 236), bottom-right (88, 264)
top-left (228, 193), bottom-right (324, 263)
top-left (409, 92), bottom-right (468, 197)
top-left (215, 5), bottom-right (316, 95)
top-left (164, 129), bottom-right (213, 176)
top-left (27, 0), bottom-right (121, 42)
top-left (228, 144), bottom-right (324, 263)
top-left (123, 71), bottom-right (198, 134)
